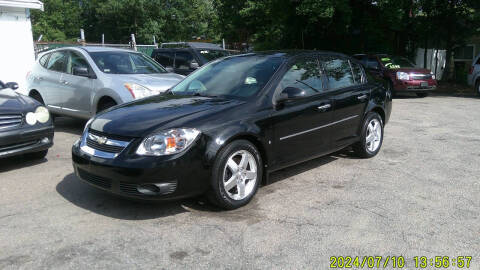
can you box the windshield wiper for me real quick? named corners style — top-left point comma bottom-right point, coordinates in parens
top-left (192, 92), bottom-right (218, 98)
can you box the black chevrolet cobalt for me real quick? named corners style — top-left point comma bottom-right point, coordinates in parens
top-left (72, 51), bottom-right (392, 209)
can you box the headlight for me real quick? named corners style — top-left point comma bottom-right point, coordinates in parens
top-left (25, 106), bottom-right (50, 126)
top-left (136, 128), bottom-right (201, 156)
top-left (25, 112), bottom-right (37, 125)
top-left (35, 106), bottom-right (50, 123)
top-left (396, 72), bottom-right (410, 81)
top-left (431, 72), bottom-right (436, 80)
top-left (125, 83), bottom-right (154, 99)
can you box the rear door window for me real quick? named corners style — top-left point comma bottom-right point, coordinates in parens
top-left (277, 56), bottom-right (324, 96)
top-left (175, 51), bottom-right (195, 70)
top-left (39, 53), bottom-right (50, 68)
top-left (350, 61), bottom-right (365, 84)
top-left (322, 57), bottom-right (355, 90)
top-left (67, 51), bottom-right (90, 75)
top-left (154, 51), bottom-right (174, 68)
top-left (47, 51), bottom-right (68, 73)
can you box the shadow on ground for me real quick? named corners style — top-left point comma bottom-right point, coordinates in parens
top-left (0, 155), bottom-right (48, 173)
top-left (56, 150), bottom-right (345, 220)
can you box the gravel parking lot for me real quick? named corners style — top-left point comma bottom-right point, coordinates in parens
top-left (1, 94), bottom-right (479, 269)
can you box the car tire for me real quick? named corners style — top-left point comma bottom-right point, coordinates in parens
top-left (353, 112), bottom-right (384, 158)
top-left (97, 99), bottom-right (117, 113)
top-left (207, 140), bottom-right (262, 210)
top-left (416, 93), bottom-right (428, 97)
top-left (25, 150), bottom-right (48, 160)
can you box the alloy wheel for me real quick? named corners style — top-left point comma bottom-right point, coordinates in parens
top-left (366, 118), bottom-right (382, 152)
top-left (223, 150), bottom-right (257, 200)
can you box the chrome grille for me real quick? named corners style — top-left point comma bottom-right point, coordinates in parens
top-left (0, 114), bottom-right (22, 129)
top-left (83, 129), bottom-right (131, 155)
top-left (410, 73), bottom-right (432, 80)
top-left (86, 137), bottom-right (125, 153)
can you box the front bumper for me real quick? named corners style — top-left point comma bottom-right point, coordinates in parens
top-left (394, 79), bottom-right (437, 91)
top-left (71, 140), bottom-right (211, 201)
top-left (0, 126), bottom-right (54, 158)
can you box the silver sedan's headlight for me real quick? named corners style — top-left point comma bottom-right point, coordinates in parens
top-left (136, 128), bottom-right (201, 156)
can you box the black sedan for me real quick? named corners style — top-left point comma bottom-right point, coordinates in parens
top-left (72, 51), bottom-right (392, 209)
top-left (0, 81), bottom-right (54, 159)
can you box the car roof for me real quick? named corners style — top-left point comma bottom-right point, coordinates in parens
top-left (43, 46), bottom-right (138, 54)
top-left (79, 46), bottom-right (137, 53)
top-left (158, 42), bottom-right (224, 50)
top-left (228, 50), bottom-right (351, 60)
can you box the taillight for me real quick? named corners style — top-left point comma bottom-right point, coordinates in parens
top-left (26, 71), bottom-right (31, 79)
top-left (469, 66), bottom-right (474, 75)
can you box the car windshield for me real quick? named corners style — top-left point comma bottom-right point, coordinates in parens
top-left (90, 51), bottom-right (167, 74)
top-left (379, 55), bottom-right (415, 69)
top-left (171, 55), bottom-right (284, 99)
top-left (196, 49), bottom-right (229, 62)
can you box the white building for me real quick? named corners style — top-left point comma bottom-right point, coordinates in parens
top-left (0, 0), bottom-right (43, 93)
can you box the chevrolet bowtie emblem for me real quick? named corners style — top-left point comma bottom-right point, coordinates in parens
top-left (90, 134), bottom-right (108, 145)
top-left (96, 136), bottom-right (108, 145)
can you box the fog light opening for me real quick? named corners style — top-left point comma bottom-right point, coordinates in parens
top-left (137, 184), bottom-right (161, 195)
top-left (41, 137), bottom-right (50, 144)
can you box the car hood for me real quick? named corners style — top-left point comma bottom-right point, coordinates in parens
top-left (106, 73), bottom-right (185, 92)
top-left (0, 88), bottom-right (38, 114)
top-left (90, 95), bottom-right (243, 137)
top-left (387, 68), bottom-right (431, 74)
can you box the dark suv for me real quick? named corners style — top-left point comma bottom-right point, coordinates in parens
top-left (151, 42), bottom-right (229, 75)
top-left (354, 54), bottom-right (437, 97)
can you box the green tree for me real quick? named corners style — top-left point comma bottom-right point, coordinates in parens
top-left (31, 0), bottom-right (83, 41)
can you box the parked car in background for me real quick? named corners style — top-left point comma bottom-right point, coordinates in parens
top-left (0, 80), bottom-right (53, 159)
top-left (72, 51), bottom-right (392, 209)
top-left (151, 42), bottom-right (229, 75)
top-left (467, 54), bottom-right (480, 95)
top-left (354, 54), bottom-right (437, 97)
top-left (26, 47), bottom-right (184, 120)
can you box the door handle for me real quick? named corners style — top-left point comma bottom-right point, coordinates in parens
top-left (60, 80), bottom-right (69, 85)
top-left (357, 94), bottom-right (368, 100)
top-left (317, 104), bottom-right (331, 110)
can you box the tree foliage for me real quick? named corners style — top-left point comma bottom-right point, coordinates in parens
top-left (31, 0), bottom-right (479, 62)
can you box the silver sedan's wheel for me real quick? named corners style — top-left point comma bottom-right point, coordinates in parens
top-left (223, 150), bottom-right (257, 200)
top-left (366, 118), bottom-right (382, 152)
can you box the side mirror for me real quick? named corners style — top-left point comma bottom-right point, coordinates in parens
top-left (5, 82), bottom-right (19, 90)
top-left (190, 61), bottom-right (200, 69)
top-left (73, 67), bottom-right (91, 78)
top-left (278, 87), bottom-right (307, 101)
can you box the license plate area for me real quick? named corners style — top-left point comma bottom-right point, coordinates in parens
top-left (420, 82), bottom-right (428, 87)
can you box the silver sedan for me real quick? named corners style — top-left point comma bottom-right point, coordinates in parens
top-left (26, 46), bottom-right (185, 119)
